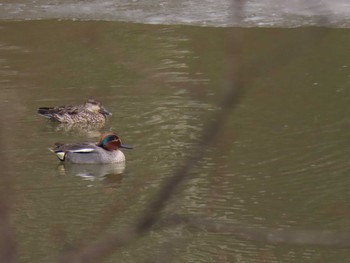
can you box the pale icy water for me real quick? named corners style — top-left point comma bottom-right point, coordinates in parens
top-left (0, 0), bottom-right (349, 27)
top-left (0, 2), bottom-right (350, 263)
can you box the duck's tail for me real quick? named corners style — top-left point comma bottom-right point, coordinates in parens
top-left (49, 143), bottom-right (66, 161)
top-left (37, 107), bottom-right (55, 119)
top-left (48, 142), bottom-right (64, 152)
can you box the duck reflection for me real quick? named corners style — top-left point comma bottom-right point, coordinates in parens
top-left (57, 162), bottom-right (125, 184)
top-left (47, 121), bottom-right (105, 138)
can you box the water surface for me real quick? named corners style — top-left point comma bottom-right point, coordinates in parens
top-left (1, 20), bottom-right (350, 262)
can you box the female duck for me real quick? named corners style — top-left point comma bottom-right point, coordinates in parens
top-left (49, 132), bottom-right (132, 164)
top-left (37, 99), bottom-right (112, 123)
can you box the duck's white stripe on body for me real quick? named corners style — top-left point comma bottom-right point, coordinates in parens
top-left (69, 148), bottom-right (95, 153)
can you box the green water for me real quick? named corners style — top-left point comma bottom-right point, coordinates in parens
top-left (1, 21), bottom-right (350, 262)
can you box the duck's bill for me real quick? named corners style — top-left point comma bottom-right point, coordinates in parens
top-left (100, 107), bottom-right (112, 116)
top-left (120, 144), bottom-right (133, 149)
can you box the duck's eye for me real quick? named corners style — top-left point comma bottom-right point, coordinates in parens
top-left (110, 135), bottom-right (119, 141)
top-left (103, 135), bottom-right (119, 145)
top-left (86, 99), bottom-right (101, 108)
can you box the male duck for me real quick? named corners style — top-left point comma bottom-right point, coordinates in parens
top-left (37, 99), bottom-right (112, 123)
top-left (49, 132), bottom-right (133, 164)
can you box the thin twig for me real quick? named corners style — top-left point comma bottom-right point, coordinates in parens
top-left (60, 2), bottom-right (246, 262)
top-left (60, 30), bottom-right (244, 263)
top-left (0, 103), bottom-right (17, 263)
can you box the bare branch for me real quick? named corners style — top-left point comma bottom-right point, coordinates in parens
top-left (60, 2), bottom-right (246, 262)
top-left (0, 101), bottom-right (17, 263)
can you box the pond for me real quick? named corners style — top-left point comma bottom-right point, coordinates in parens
top-left (0, 2), bottom-right (350, 263)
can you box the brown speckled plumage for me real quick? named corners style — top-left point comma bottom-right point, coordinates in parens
top-left (37, 99), bottom-right (111, 124)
